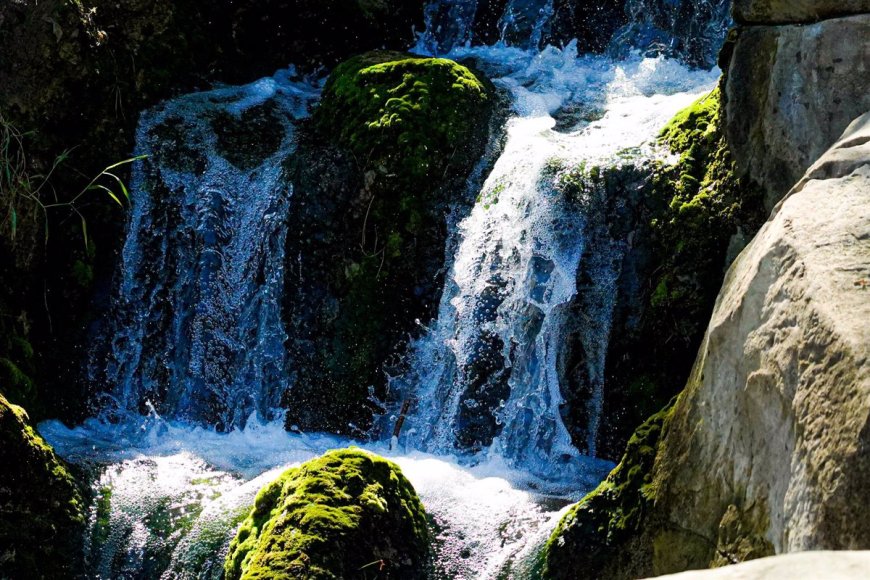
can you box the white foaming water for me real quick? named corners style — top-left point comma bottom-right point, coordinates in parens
top-left (382, 42), bottom-right (718, 480)
top-left (41, 414), bottom-right (605, 579)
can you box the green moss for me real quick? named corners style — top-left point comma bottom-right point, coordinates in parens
top-left (0, 392), bottom-right (85, 577)
top-left (593, 85), bottom-right (766, 456)
top-left (225, 448), bottom-right (430, 580)
top-left (645, 85), bottom-right (764, 352)
top-left (543, 402), bottom-right (676, 579)
top-left (314, 51), bottom-right (491, 185)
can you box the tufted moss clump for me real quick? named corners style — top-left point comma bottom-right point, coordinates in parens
top-left (542, 402), bottom-right (676, 579)
top-left (224, 448), bottom-right (430, 580)
top-left (0, 392), bottom-right (86, 577)
top-left (314, 51), bottom-right (492, 185)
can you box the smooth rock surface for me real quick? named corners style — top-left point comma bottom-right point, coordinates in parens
top-left (650, 552), bottom-right (870, 579)
top-left (732, 0), bottom-right (870, 24)
top-left (724, 14), bottom-right (870, 208)
top-left (652, 111), bottom-right (870, 569)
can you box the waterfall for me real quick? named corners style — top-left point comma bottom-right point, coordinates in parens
top-left (416, 0), bottom-right (731, 67)
top-left (92, 70), bottom-right (321, 429)
top-left (609, 0), bottom-right (732, 68)
top-left (383, 43), bottom-right (720, 478)
top-left (417, 0), bottom-right (480, 54)
top-left (498, 0), bottom-right (556, 49)
top-left (42, 2), bottom-right (734, 577)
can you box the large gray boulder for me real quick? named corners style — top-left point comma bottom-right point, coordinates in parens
top-left (650, 111), bottom-right (870, 569)
top-left (543, 113), bottom-right (870, 580)
top-left (650, 552), bottom-right (870, 580)
top-left (724, 14), bottom-right (870, 209)
top-left (732, 0), bottom-right (870, 24)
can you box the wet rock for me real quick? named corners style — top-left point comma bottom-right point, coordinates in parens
top-left (546, 110), bottom-right (870, 579)
top-left (0, 393), bottom-right (86, 578)
top-left (280, 52), bottom-right (499, 437)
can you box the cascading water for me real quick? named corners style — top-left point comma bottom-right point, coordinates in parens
top-left (40, 1), bottom-right (730, 578)
top-left (609, 0), bottom-right (732, 68)
top-left (382, 43), bottom-right (719, 483)
top-left (92, 70), bottom-right (320, 429)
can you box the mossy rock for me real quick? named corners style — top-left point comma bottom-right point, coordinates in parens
top-left (224, 449), bottom-right (430, 580)
top-left (314, 51), bottom-right (492, 186)
top-left (542, 402), bottom-right (676, 579)
top-left (0, 392), bottom-right (86, 578)
top-left (593, 85), bottom-right (766, 458)
top-left (282, 53), bottom-right (497, 437)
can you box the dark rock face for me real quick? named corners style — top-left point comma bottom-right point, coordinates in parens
top-left (547, 0), bottom-right (629, 53)
top-left (280, 52), bottom-right (500, 436)
top-left (732, 0), bottom-right (870, 24)
top-left (0, 0), bottom-right (423, 422)
top-left (555, 87), bottom-right (765, 460)
top-left (0, 393), bottom-right (86, 578)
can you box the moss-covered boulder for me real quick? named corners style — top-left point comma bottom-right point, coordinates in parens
top-left (313, 51), bottom-right (492, 185)
top-left (0, 393), bottom-right (86, 577)
top-left (543, 403), bottom-right (675, 579)
top-left (224, 449), bottom-right (430, 580)
top-left (281, 52), bottom-right (498, 436)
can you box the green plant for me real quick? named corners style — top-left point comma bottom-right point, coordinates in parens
top-left (1, 113), bottom-right (144, 252)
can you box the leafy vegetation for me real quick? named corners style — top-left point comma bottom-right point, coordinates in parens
top-left (1, 113), bottom-right (144, 252)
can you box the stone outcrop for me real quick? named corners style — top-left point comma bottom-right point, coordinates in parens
top-left (651, 552), bottom-right (870, 580)
top-left (723, 10), bottom-right (870, 209)
top-left (648, 111), bottom-right (870, 566)
top-left (732, 0), bottom-right (870, 24)
top-left (545, 111), bottom-right (870, 578)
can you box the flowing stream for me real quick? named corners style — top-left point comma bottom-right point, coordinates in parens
top-left (42, 1), bottom-right (727, 577)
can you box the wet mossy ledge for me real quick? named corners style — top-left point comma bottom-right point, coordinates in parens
top-left (591, 85), bottom-right (766, 457)
top-left (224, 449), bottom-right (430, 580)
top-left (282, 52), bottom-right (498, 436)
top-left (542, 84), bottom-right (771, 579)
top-left (0, 392), bottom-right (86, 578)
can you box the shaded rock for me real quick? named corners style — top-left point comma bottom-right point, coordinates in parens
top-left (544, 404), bottom-right (677, 579)
top-left (546, 0), bottom-right (629, 53)
top-left (576, 88), bottom-right (765, 459)
top-left (724, 14), bottom-right (870, 208)
top-left (224, 449), bottom-right (429, 580)
top-left (0, 393), bottom-right (86, 578)
top-left (732, 0), bottom-right (870, 24)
